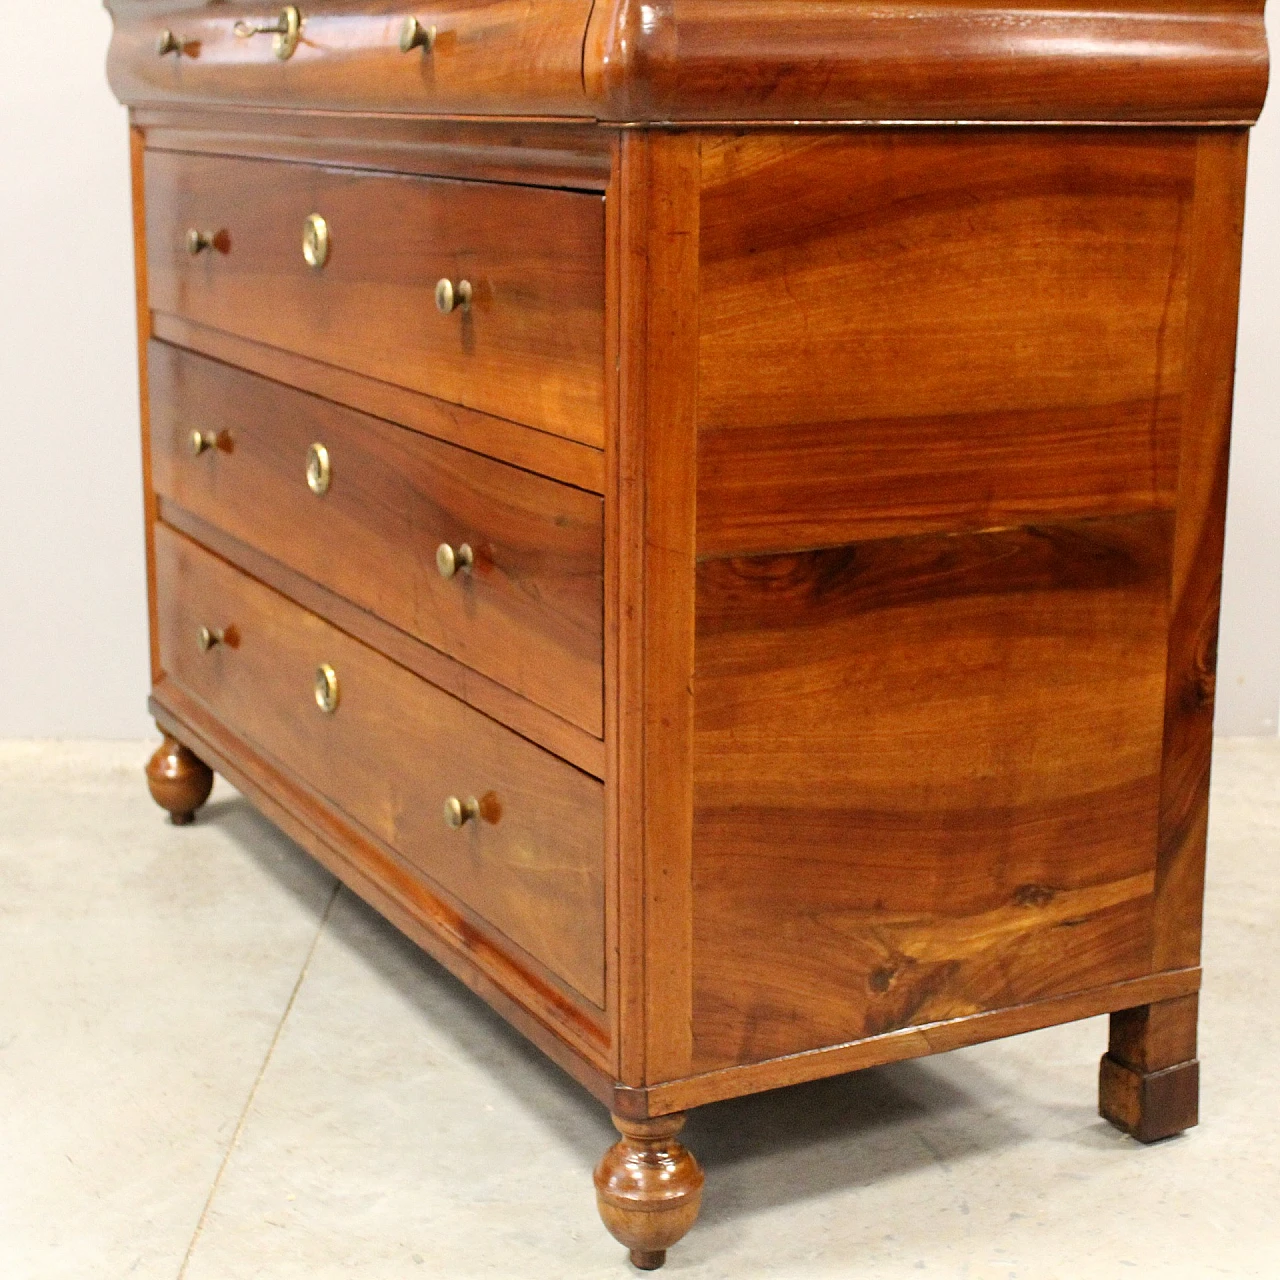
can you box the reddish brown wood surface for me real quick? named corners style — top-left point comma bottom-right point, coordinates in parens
top-left (594, 1115), bottom-right (703, 1270)
top-left (585, 0), bottom-right (1268, 124)
top-left (687, 128), bottom-right (1216, 1075)
top-left (144, 149), bottom-right (605, 444)
top-left (138, 109), bottom-right (613, 191)
top-left (151, 684), bottom-right (615, 1076)
top-left (151, 314), bottom-right (605, 494)
top-left (145, 731), bottom-right (214, 823)
top-left (160, 502), bottom-right (605, 777)
top-left (154, 523), bottom-right (607, 1008)
top-left (637, 966), bottom-right (1200, 1115)
top-left (109, 1), bottom-right (1268, 125)
top-left (1100, 993), bottom-right (1200, 1141)
top-left (612, 131), bottom-right (703, 1088)
top-left (698, 130), bottom-right (1194, 557)
top-left (1153, 132), bottom-right (1250, 974)
top-left (150, 343), bottom-right (604, 736)
top-left (108, 0), bottom-right (596, 117)
top-left (692, 515), bottom-right (1171, 1071)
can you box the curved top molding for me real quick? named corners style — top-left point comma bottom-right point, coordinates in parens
top-left (583, 0), bottom-right (1270, 124)
top-left (105, 1), bottom-right (1268, 125)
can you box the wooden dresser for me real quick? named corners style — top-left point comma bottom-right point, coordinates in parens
top-left (108, 1), bottom-right (1269, 1268)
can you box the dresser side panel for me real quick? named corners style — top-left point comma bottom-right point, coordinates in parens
top-left (689, 130), bottom-right (1205, 1073)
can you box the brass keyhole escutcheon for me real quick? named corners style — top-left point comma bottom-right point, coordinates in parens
top-left (314, 663), bottom-right (340, 715)
top-left (302, 213), bottom-right (330, 269)
top-left (233, 5), bottom-right (302, 60)
top-left (306, 442), bottom-right (331, 495)
top-left (443, 795), bottom-right (480, 829)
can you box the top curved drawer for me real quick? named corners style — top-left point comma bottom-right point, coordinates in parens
top-left (106, 0), bottom-right (595, 116)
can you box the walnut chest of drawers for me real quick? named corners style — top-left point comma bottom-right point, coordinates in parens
top-left (107, 0), bottom-right (1270, 1268)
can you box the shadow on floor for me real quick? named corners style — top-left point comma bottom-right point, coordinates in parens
top-left (199, 793), bottom-right (1042, 1229)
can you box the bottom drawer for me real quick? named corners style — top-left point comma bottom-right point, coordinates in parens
top-left (154, 523), bottom-right (605, 1008)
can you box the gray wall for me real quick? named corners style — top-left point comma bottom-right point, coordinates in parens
top-left (0, 4), bottom-right (1275, 738)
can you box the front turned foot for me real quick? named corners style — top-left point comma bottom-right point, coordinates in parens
top-left (146, 733), bottom-right (214, 826)
top-left (594, 1113), bottom-right (703, 1271)
top-left (1100, 993), bottom-right (1199, 1143)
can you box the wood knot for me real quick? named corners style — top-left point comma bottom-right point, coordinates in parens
top-left (1014, 884), bottom-right (1056, 907)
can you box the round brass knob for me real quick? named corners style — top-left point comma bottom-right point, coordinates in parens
top-left (157, 29), bottom-right (184, 56)
top-left (443, 795), bottom-right (479, 829)
top-left (435, 278), bottom-right (473, 314)
top-left (197, 626), bottom-right (225, 652)
top-left (302, 213), bottom-right (330, 269)
top-left (314, 663), bottom-right (340, 715)
top-left (186, 229), bottom-right (215, 256)
top-left (400, 16), bottom-right (437, 53)
top-left (306, 443), bottom-right (331, 495)
top-left (435, 542), bottom-right (474, 579)
top-left (190, 430), bottom-right (221, 456)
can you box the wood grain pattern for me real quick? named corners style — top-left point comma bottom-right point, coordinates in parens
top-left (155, 523), bottom-right (607, 1008)
top-left (160, 502), bottom-right (605, 777)
top-left (613, 132), bottom-right (703, 1087)
top-left (585, 0), bottom-right (1268, 124)
top-left (150, 343), bottom-right (604, 736)
top-left (698, 130), bottom-right (1193, 557)
top-left (139, 109), bottom-right (613, 190)
top-left (151, 314), bottom-right (604, 494)
top-left (151, 684), bottom-right (615, 1077)
top-left (145, 731), bottom-right (214, 823)
top-left (145, 149), bottom-right (605, 444)
top-left (594, 1115), bottom-right (703, 1270)
top-left (108, 0), bottom-right (596, 117)
top-left (692, 514), bottom-right (1171, 1071)
top-left (637, 966), bottom-right (1200, 1116)
top-left (1100, 993), bottom-right (1200, 1141)
top-left (1153, 131), bottom-right (1250, 974)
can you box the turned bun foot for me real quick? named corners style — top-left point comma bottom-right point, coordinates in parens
top-left (594, 1113), bottom-right (703, 1271)
top-left (146, 733), bottom-right (214, 825)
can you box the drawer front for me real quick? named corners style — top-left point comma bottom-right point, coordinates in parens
top-left (155, 524), bottom-right (605, 1006)
top-left (107, 0), bottom-right (595, 118)
top-left (150, 344), bottom-right (604, 737)
top-left (145, 150), bottom-right (605, 447)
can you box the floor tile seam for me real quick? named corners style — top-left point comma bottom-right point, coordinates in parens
top-left (174, 879), bottom-right (342, 1280)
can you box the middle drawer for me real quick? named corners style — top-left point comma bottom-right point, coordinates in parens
top-left (150, 342), bottom-right (604, 737)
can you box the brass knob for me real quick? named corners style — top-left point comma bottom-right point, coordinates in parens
top-left (306, 443), bottom-right (331, 495)
top-left (186, 229), bottom-right (215, 256)
top-left (314, 663), bottom-right (340, 714)
top-left (435, 542), bottom-right (473, 579)
top-left (400, 16), bottom-right (437, 53)
top-left (156, 29), bottom-right (185, 56)
top-left (302, 213), bottom-right (330, 269)
top-left (443, 795), bottom-right (479, 829)
top-left (233, 5), bottom-right (302, 60)
top-left (435, 278), bottom-right (472, 314)
top-left (190, 429), bottom-right (222, 456)
top-left (197, 626), bottom-right (225, 652)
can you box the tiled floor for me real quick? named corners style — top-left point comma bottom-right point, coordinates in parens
top-left (1, 739), bottom-right (1278, 1280)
